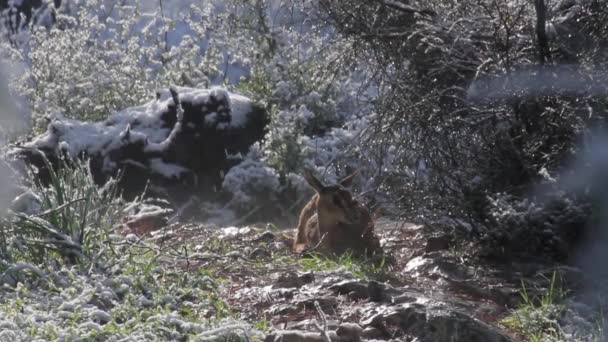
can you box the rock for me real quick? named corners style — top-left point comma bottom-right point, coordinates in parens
top-left (264, 330), bottom-right (338, 342)
top-left (446, 279), bottom-right (520, 308)
top-left (403, 252), bottom-right (470, 280)
top-left (122, 208), bottom-right (172, 236)
top-left (367, 281), bottom-right (405, 303)
top-left (328, 280), bottom-right (369, 301)
top-left (328, 279), bottom-right (413, 303)
top-left (425, 234), bottom-right (451, 253)
top-left (336, 323), bottom-right (363, 342)
top-left (286, 319), bottom-right (339, 331)
top-left (382, 302), bottom-right (513, 342)
top-left (273, 272), bottom-right (314, 289)
top-left (296, 296), bottom-right (339, 312)
top-left (264, 323), bottom-right (361, 342)
top-left (268, 303), bottom-right (301, 316)
top-left (360, 312), bottom-right (386, 327)
top-left (90, 309), bottom-right (112, 324)
top-left (249, 248), bottom-right (272, 259)
top-left (367, 281), bottom-right (385, 302)
top-left (559, 304), bottom-right (597, 339)
top-left (220, 226), bottom-right (256, 238)
top-left (267, 294), bottom-right (339, 317)
top-left (318, 274), bottom-right (359, 287)
top-left (390, 292), bottom-right (419, 305)
top-left (361, 326), bottom-right (384, 339)
top-left (10, 86), bottom-right (268, 203)
top-left (252, 231), bottom-right (275, 243)
top-left (564, 300), bottom-right (595, 320)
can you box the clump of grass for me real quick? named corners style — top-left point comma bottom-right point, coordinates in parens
top-left (299, 251), bottom-right (391, 280)
top-left (0, 150), bottom-right (126, 280)
top-left (502, 272), bottom-right (566, 342)
top-left (0, 151), bottom-right (126, 284)
top-left (0, 150), bottom-right (262, 340)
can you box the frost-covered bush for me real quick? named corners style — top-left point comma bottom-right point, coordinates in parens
top-left (6, 0), bottom-right (258, 128)
top-left (234, 1), bottom-right (374, 172)
top-left (318, 0), bottom-right (608, 258)
top-left (2, 0), bottom-right (383, 223)
top-left (211, 1), bottom-right (379, 215)
top-left (222, 145), bottom-right (280, 213)
top-left (479, 192), bottom-right (592, 261)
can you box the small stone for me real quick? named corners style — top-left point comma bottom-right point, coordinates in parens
top-left (250, 248), bottom-right (272, 259)
top-left (87, 291), bottom-right (115, 311)
top-left (268, 303), bottom-right (300, 316)
top-left (287, 319), bottom-right (339, 331)
top-left (336, 323), bottom-right (363, 342)
top-left (425, 235), bottom-right (451, 253)
top-left (253, 231), bottom-right (275, 242)
top-left (273, 271), bottom-right (314, 289)
top-left (328, 280), bottom-right (368, 300)
top-left (361, 326), bottom-right (384, 339)
top-left (264, 330), bottom-right (338, 342)
top-left (360, 312), bottom-right (385, 327)
top-left (90, 309), bottom-right (112, 324)
top-left (297, 296), bottom-right (339, 311)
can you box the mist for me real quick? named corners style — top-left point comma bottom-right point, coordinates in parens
top-left (0, 61), bottom-right (30, 215)
top-left (469, 64), bottom-right (608, 321)
top-left (559, 133), bottom-right (608, 281)
top-left (467, 65), bottom-right (608, 105)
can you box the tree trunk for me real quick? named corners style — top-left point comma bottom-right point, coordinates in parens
top-left (534, 0), bottom-right (551, 64)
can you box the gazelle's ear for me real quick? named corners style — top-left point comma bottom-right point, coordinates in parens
top-left (303, 169), bottom-right (325, 193)
top-left (339, 169), bottom-right (359, 187)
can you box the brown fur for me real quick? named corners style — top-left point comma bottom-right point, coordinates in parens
top-left (293, 170), bottom-right (381, 257)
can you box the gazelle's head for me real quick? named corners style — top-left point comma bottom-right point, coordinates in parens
top-left (303, 169), bottom-right (360, 225)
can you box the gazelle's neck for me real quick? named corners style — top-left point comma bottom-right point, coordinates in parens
top-left (315, 208), bottom-right (340, 233)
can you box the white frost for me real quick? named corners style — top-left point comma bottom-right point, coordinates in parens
top-left (148, 158), bottom-right (190, 179)
top-left (24, 87), bottom-right (255, 168)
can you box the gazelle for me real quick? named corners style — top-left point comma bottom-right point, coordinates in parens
top-left (293, 169), bottom-right (382, 258)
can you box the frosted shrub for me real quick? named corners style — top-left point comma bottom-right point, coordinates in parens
top-left (221, 145), bottom-right (281, 216)
top-left (206, 0), bottom-right (380, 214)
top-left (228, 1), bottom-right (375, 177)
top-left (2, 0), bottom-right (383, 221)
top-left (7, 0), bottom-right (258, 129)
top-left (319, 0), bottom-right (608, 234)
top-left (481, 192), bottom-right (592, 260)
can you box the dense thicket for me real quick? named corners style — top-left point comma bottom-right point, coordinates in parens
top-left (320, 0), bottom-right (608, 260)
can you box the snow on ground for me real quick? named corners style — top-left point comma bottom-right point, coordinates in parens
top-left (148, 158), bottom-right (189, 179)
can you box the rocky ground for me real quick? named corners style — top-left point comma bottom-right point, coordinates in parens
top-left (0, 216), bottom-right (600, 341)
top-left (136, 218), bottom-right (587, 341)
